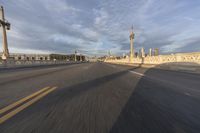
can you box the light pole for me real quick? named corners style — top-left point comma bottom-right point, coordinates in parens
top-left (129, 26), bottom-right (134, 62)
top-left (0, 6), bottom-right (10, 60)
top-left (75, 50), bottom-right (77, 62)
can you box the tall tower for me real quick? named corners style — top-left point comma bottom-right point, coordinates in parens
top-left (129, 26), bottom-right (135, 62)
top-left (0, 6), bottom-right (10, 60)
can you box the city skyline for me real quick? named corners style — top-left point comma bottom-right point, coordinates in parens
top-left (0, 0), bottom-right (200, 56)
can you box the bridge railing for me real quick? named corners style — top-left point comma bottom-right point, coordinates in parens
top-left (0, 60), bottom-right (82, 68)
top-left (105, 52), bottom-right (200, 73)
top-left (105, 52), bottom-right (200, 65)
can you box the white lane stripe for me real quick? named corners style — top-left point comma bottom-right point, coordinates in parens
top-left (129, 71), bottom-right (145, 76)
top-left (184, 92), bottom-right (191, 96)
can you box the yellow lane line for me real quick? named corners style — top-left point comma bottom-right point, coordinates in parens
top-left (0, 86), bottom-right (50, 115)
top-left (0, 87), bottom-right (57, 124)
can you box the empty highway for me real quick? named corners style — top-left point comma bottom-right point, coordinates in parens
top-left (0, 62), bottom-right (200, 133)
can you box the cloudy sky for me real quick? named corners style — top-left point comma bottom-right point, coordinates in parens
top-left (0, 0), bottom-right (200, 56)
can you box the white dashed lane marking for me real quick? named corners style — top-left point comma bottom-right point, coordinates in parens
top-left (129, 71), bottom-right (145, 76)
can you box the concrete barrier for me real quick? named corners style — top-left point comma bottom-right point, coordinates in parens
top-left (0, 60), bottom-right (85, 69)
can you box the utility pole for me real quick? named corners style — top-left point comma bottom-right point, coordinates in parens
top-left (0, 6), bottom-right (10, 60)
top-left (75, 50), bottom-right (77, 62)
top-left (129, 25), bottom-right (135, 62)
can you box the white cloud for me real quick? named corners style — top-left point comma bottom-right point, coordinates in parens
top-left (1, 0), bottom-right (200, 55)
top-left (42, 0), bottom-right (80, 13)
top-left (94, 8), bottom-right (109, 27)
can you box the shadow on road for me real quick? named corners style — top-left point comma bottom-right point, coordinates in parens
top-left (110, 62), bottom-right (200, 133)
top-left (51, 66), bottom-right (141, 102)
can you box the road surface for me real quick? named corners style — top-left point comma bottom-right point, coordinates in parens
top-left (0, 62), bottom-right (200, 133)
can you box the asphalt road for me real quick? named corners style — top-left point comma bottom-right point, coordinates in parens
top-left (0, 62), bottom-right (200, 133)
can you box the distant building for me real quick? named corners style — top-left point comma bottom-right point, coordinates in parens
top-left (9, 53), bottom-right (50, 61)
top-left (66, 54), bottom-right (85, 61)
top-left (137, 47), bottom-right (145, 58)
top-left (48, 54), bottom-right (86, 61)
top-left (0, 53), bottom-right (86, 61)
top-left (154, 48), bottom-right (159, 56)
top-left (149, 48), bottom-right (152, 56)
top-left (49, 54), bottom-right (68, 61)
top-left (141, 47), bottom-right (145, 58)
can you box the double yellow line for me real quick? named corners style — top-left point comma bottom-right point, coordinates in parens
top-left (0, 86), bottom-right (57, 124)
